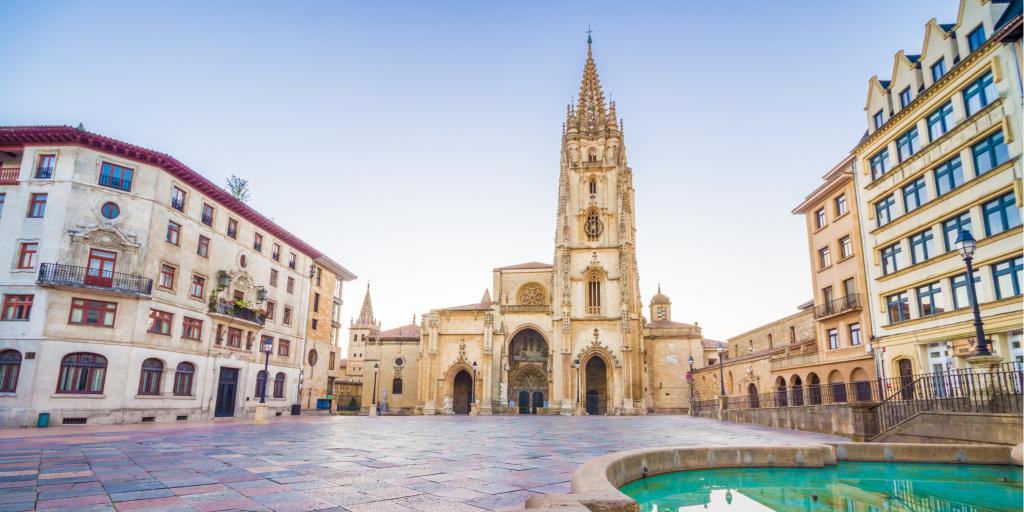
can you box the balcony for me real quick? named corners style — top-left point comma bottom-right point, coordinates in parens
top-left (814, 293), bottom-right (862, 319)
top-left (770, 351), bottom-right (821, 371)
top-left (37, 263), bottom-right (153, 296)
top-left (0, 167), bottom-right (19, 185)
top-left (33, 167), bottom-right (53, 179)
top-left (210, 301), bottom-right (266, 326)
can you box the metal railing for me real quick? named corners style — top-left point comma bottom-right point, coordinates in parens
top-left (213, 302), bottom-right (266, 325)
top-left (727, 380), bottom-right (883, 410)
top-left (0, 167), bottom-right (19, 184)
top-left (37, 263), bottom-right (152, 296)
top-left (170, 197), bottom-right (185, 211)
top-left (34, 167), bottom-right (53, 179)
top-left (814, 293), bottom-right (861, 319)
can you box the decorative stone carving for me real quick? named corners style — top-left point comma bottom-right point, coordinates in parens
top-left (517, 283), bottom-right (547, 306)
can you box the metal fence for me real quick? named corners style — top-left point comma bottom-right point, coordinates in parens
top-left (37, 263), bottom-right (153, 296)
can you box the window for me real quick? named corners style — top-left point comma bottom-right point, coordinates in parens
top-left (942, 213), bottom-right (972, 252)
top-left (166, 221), bottom-right (181, 245)
top-left (98, 162), bottom-right (133, 191)
top-left (171, 186), bottom-right (186, 211)
top-left (201, 203), bottom-right (214, 226)
top-left (286, 277), bottom-right (295, 294)
top-left (869, 149), bottom-right (891, 180)
top-left (896, 128), bottom-right (921, 162)
top-left (586, 273), bottom-right (601, 314)
top-left (967, 24), bottom-right (986, 52)
top-left (818, 246), bottom-right (831, 269)
top-left (909, 229), bottom-right (935, 265)
top-left (588, 179), bottom-right (597, 195)
top-left (173, 362), bottom-right (195, 396)
top-left (873, 110), bottom-right (884, 129)
top-left (0, 193), bottom-right (5, 217)
top-left (27, 193), bottom-right (46, 218)
top-left (839, 236), bottom-right (853, 259)
top-left (288, 252), bottom-right (297, 270)
top-left (189, 274), bottom-right (206, 299)
top-left (273, 373), bottom-right (285, 399)
top-left (227, 218), bottom-right (238, 239)
top-left (313, 293), bottom-right (320, 313)
top-left (15, 242), bottom-right (38, 270)
top-left (843, 278), bottom-right (856, 299)
top-left (902, 177), bottom-right (927, 212)
top-left (886, 292), bottom-right (910, 324)
top-left (963, 72), bottom-right (997, 117)
top-left (789, 326), bottom-right (795, 343)
top-left (972, 131), bottom-right (1010, 176)
top-left (881, 243), bottom-right (902, 276)
top-left (0, 350), bottom-right (22, 392)
top-left (270, 269), bottom-right (279, 287)
top-left (822, 286), bottom-right (834, 307)
top-left (898, 87), bottom-right (911, 109)
top-left (100, 202), bottom-right (120, 220)
top-left (992, 257), bottom-right (1023, 300)
top-left (266, 301), bottom-right (276, 321)
top-left (158, 264), bottom-right (176, 290)
top-left (56, 353), bottom-right (107, 394)
top-left (311, 319), bottom-right (318, 330)
top-left (68, 298), bottom-right (117, 327)
top-left (951, 272), bottom-right (981, 309)
top-left (815, 208), bottom-right (826, 229)
top-left (926, 102), bottom-right (954, 141)
top-left (875, 195), bottom-right (896, 227)
top-left (915, 282), bottom-right (944, 317)
top-left (278, 339), bottom-right (290, 356)
top-left (35, 154), bottom-right (55, 179)
top-left (848, 323), bottom-right (862, 346)
top-left (983, 192), bottom-right (1022, 236)
top-left (392, 378), bottom-right (403, 395)
top-left (272, 243), bottom-right (281, 261)
top-left (254, 233), bottom-right (263, 252)
top-left (329, 351), bottom-right (336, 370)
top-left (255, 370), bottom-right (267, 397)
top-left (227, 327), bottom-right (242, 348)
top-left (1, 295), bottom-right (33, 321)
top-left (835, 194), bottom-right (848, 216)
top-left (931, 58), bottom-right (946, 82)
top-left (182, 317), bottom-right (203, 340)
top-left (283, 307), bottom-right (293, 325)
top-left (138, 359), bottom-right (163, 395)
top-left (197, 235), bottom-right (210, 258)
top-left (827, 329), bottom-right (839, 350)
top-left (148, 309), bottom-right (172, 335)
top-left (934, 156), bottom-right (964, 196)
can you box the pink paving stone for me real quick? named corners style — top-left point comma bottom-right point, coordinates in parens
top-left (0, 480), bottom-right (36, 489)
top-left (187, 498), bottom-right (262, 512)
top-left (37, 493), bottom-right (111, 510)
top-left (237, 484), bottom-right (291, 497)
top-left (113, 496), bottom-right (191, 511)
top-left (172, 483), bottom-right (230, 496)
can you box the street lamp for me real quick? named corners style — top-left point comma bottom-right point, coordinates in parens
top-left (260, 336), bottom-right (273, 403)
top-left (716, 346), bottom-right (726, 396)
top-left (573, 358), bottom-right (581, 412)
top-left (471, 361), bottom-right (478, 405)
top-left (955, 230), bottom-right (991, 356)
top-left (372, 363), bottom-right (379, 406)
top-left (687, 355), bottom-right (695, 414)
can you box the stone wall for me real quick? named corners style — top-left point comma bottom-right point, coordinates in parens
top-left (721, 403), bottom-right (880, 441)
top-left (874, 411), bottom-right (1023, 446)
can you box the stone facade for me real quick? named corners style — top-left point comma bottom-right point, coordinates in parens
top-left (0, 126), bottom-right (353, 426)
top-left (301, 259), bottom-right (354, 411)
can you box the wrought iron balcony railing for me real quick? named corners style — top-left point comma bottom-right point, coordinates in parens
top-left (0, 167), bottom-right (19, 185)
top-left (814, 293), bottom-right (861, 319)
top-left (212, 302), bottom-right (266, 325)
top-left (34, 167), bottom-right (54, 179)
top-left (37, 263), bottom-right (153, 296)
top-left (170, 197), bottom-right (186, 211)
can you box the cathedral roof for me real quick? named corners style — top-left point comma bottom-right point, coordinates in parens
top-left (646, 319), bottom-right (694, 329)
top-left (379, 323), bottom-right (421, 340)
top-left (493, 261), bottom-right (553, 271)
top-left (436, 301), bottom-right (496, 312)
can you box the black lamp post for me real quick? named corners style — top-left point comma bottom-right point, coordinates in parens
top-left (573, 358), bottom-right (581, 412)
top-left (955, 230), bottom-right (991, 356)
top-left (716, 346), bottom-right (726, 396)
top-left (260, 336), bottom-right (273, 403)
top-left (687, 355), bottom-right (695, 412)
top-left (371, 363), bottom-right (379, 406)
top-left (471, 361), bottom-right (478, 405)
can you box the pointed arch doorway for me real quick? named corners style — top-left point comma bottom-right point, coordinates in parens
top-left (508, 328), bottom-right (549, 414)
top-left (452, 370), bottom-right (473, 415)
top-left (585, 356), bottom-right (608, 415)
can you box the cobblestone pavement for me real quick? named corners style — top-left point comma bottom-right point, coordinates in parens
top-left (0, 415), bottom-right (843, 511)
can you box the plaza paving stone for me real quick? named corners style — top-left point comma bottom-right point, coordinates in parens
top-left (0, 415), bottom-right (842, 511)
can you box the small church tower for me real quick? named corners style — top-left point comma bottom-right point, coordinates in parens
top-left (650, 284), bottom-right (671, 322)
top-left (347, 283), bottom-right (380, 383)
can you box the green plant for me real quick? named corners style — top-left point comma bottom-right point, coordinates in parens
top-left (347, 397), bottom-right (359, 411)
top-left (207, 291), bottom-right (217, 312)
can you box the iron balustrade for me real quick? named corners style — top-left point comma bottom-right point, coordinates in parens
top-left (37, 263), bottom-right (153, 296)
top-left (34, 167), bottom-right (54, 179)
top-left (213, 302), bottom-right (266, 326)
top-left (814, 293), bottom-right (861, 319)
top-left (727, 380), bottom-right (883, 411)
top-left (170, 197), bottom-right (186, 211)
top-left (0, 167), bottom-right (19, 184)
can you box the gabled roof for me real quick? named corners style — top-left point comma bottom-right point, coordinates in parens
top-left (995, 0), bottom-right (1022, 32)
top-left (646, 319), bottom-right (695, 329)
top-left (0, 125), bottom-right (333, 261)
top-left (436, 301), bottom-right (496, 312)
top-left (701, 339), bottom-right (726, 349)
top-left (494, 261), bottom-right (553, 271)
top-left (379, 323), bottom-right (421, 340)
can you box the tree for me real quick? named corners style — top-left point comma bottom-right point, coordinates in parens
top-left (225, 174), bottom-right (250, 203)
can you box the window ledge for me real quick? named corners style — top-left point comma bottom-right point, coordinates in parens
top-left (0, 392), bottom-right (16, 398)
top-left (816, 265), bottom-right (833, 273)
top-left (9, 269), bottom-right (36, 274)
top-left (50, 393), bottom-right (105, 399)
top-left (837, 255), bottom-right (855, 264)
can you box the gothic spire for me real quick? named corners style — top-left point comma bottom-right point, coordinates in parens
top-left (355, 283), bottom-right (376, 327)
top-left (572, 30), bottom-right (610, 134)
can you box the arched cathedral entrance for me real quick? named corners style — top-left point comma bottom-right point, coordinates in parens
top-left (585, 356), bottom-right (608, 415)
top-left (508, 328), bottom-right (549, 414)
top-left (452, 370), bottom-right (473, 415)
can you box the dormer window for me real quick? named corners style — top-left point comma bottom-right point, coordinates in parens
top-left (967, 25), bottom-right (986, 53)
top-left (872, 110), bottom-right (884, 130)
top-left (930, 59), bottom-right (946, 82)
top-left (898, 87), bottom-right (911, 109)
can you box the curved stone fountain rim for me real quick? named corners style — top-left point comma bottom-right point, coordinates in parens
top-left (523, 443), bottom-right (1019, 511)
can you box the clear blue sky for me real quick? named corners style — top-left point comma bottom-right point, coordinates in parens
top-left (0, 1), bottom-right (957, 344)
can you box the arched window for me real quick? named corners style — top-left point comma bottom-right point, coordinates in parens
top-left (588, 178), bottom-right (597, 195)
top-left (57, 353), bottom-right (107, 394)
top-left (588, 148), bottom-right (598, 162)
top-left (138, 358), bottom-right (163, 395)
top-left (586, 273), bottom-right (601, 314)
top-left (173, 362), bottom-right (195, 396)
top-left (392, 378), bottom-right (403, 395)
top-left (0, 350), bottom-right (22, 393)
top-left (255, 370), bottom-right (267, 397)
top-left (273, 372), bottom-right (286, 398)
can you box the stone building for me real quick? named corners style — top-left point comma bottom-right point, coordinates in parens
top-left (642, 287), bottom-right (705, 413)
top-left (0, 126), bottom-right (352, 426)
top-left (301, 258), bottom-right (355, 412)
top-left (853, 0), bottom-right (1022, 380)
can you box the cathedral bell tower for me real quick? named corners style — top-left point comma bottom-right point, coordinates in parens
top-left (552, 34), bottom-right (646, 414)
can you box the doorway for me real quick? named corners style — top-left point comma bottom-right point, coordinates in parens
top-left (452, 370), bottom-right (472, 415)
top-left (898, 359), bottom-right (914, 400)
top-left (85, 249), bottom-right (117, 288)
top-left (215, 367), bottom-right (238, 417)
top-left (585, 357), bottom-right (607, 415)
top-left (531, 391), bottom-right (544, 413)
top-left (518, 391), bottom-right (530, 414)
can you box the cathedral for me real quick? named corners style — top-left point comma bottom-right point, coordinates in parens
top-left (350, 38), bottom-right (710, 415)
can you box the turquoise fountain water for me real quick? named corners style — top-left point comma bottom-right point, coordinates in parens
top-left (620, 461), bottom-right (1023, 511)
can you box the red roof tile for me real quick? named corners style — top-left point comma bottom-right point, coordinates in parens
top-left (379, 323), bottom-right (421, 339)
top-left (493, 261), bottom-right (554, 271)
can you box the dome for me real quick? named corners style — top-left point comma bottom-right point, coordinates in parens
top-left (650, 284), bottom-right (670, 305)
